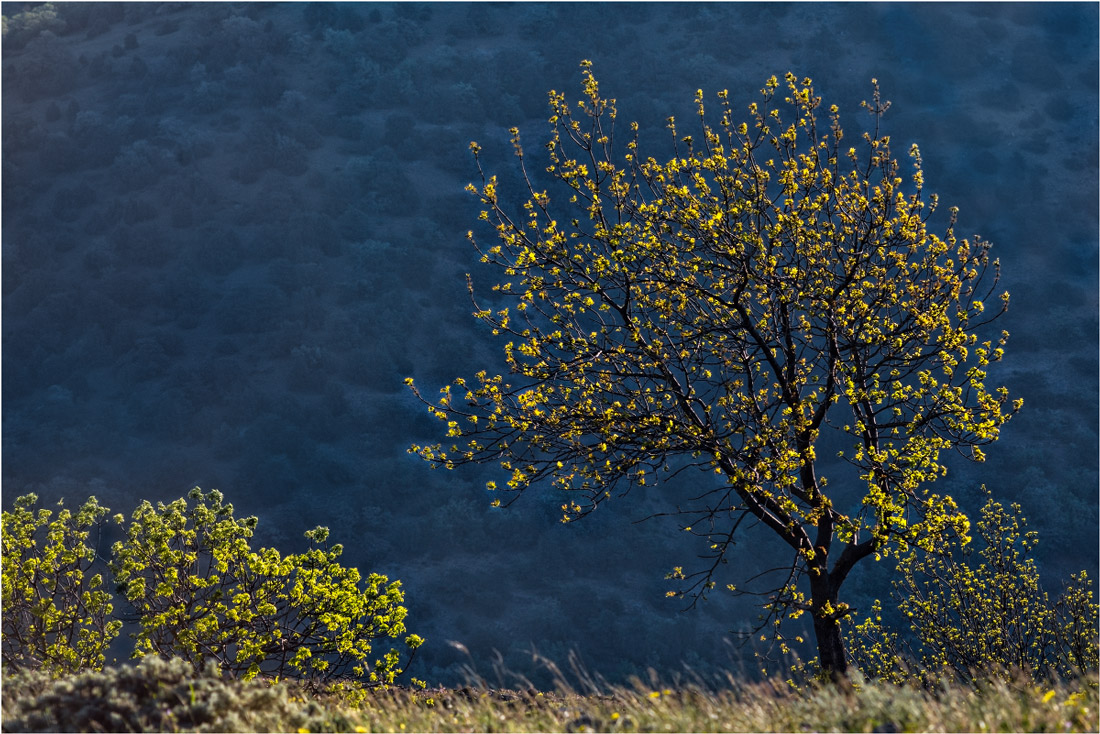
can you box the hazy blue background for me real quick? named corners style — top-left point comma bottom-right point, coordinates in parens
top-left (3, 2), bottom-right (1097, 687)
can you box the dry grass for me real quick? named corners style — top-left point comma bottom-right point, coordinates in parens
top-left (311, 672), bottom-right (1098, 733)
top-left (3, 656), bottom-right (1096, 733)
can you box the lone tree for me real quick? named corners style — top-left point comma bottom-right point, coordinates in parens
top-left (409, 63), bottom-right (1020, 677)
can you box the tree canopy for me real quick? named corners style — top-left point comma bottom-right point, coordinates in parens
top-left (409, 63), bottom-right (1021, 675)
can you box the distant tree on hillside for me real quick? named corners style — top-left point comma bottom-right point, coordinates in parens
top-left (409, 62), bottom-right (1021, 678)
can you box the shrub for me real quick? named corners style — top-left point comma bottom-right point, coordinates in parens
top-left (1, 2), bottom-right (66, 51)
top-left (347, 151), bottom-right (418, 217)
top-left (1, 489), bottom-right (422, 691)
top-left (8, 29), bottom-right (79, 100)
top-left (0, 655), bottom-right (330, 733)
top-left (847, 493), bottom-right (1100, 685)
top-left (111, 488), bottom-right (424, 688)
top-left (231, 120), bottom-right (309, 181)
top-left (1, 494), bottom-right (121, 676)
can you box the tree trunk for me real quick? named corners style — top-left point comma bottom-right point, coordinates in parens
top-left (810, 572), bottom-right (849, 680)
top-left (812, 606), bottom-right (848, 677)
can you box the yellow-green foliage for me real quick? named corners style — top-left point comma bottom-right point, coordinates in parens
top-left (1, 493), bottom-right (122, 676)
top-left (1, 488), bottom-right (421, 691)
top-left (847, 493), bottom-right (1100, 685)
top-left (408, 61), bottom-right (1020, 672)
top-left (110, 488), bottom-right (423, 688)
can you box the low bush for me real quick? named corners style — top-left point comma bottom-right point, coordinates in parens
top-left (0, 655), bottom-right (330, 733)
top-left (113, 488), bottom-right (423, 687)
top-left (847, 492), bottom-right (1100, 686)
top-left (1, 488), bottom-right (422, 692)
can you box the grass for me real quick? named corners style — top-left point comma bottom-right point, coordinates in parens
top-left (311, 675), bottom-right (1099, 733)
top-left (2, 656), bottom-right (1097, 733)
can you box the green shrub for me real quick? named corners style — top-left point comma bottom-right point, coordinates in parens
top-left (111, 487), bottom-right (424, 688)
top-left (1, 488), bottom-right (422, 691)
top-left (1, 494), bottom-right (121, 676)
top-left (847, 493), bottom-right (1100, 685)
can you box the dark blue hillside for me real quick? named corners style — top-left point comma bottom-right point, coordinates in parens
top-left (2, 2), bottom-right (1096, 687)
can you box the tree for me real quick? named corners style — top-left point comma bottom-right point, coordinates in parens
top-left (1, 494), bottom-right (121, 676)
top-left (847, 492), bottom-right (1099, 686)
top-left (111, 488), bottom-right (423, 688)
top-left (408, 62), bottom-right (1021, 677)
